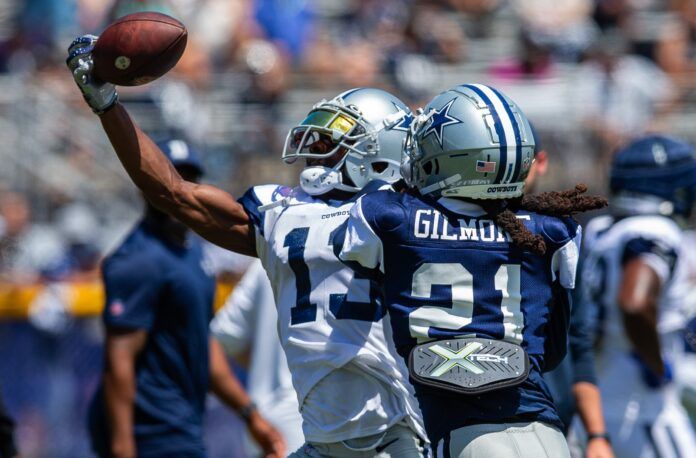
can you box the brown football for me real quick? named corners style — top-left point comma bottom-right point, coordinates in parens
top-left (92, 12), bottom-right (187, 86)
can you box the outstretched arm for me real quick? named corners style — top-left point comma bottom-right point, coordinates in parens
top-left (67, 35), bottom-right (256, 256)
top-left (99, 105), bottom-right (255, 256)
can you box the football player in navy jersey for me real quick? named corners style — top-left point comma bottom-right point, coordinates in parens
top-left (337, 84), bottom-right (607, 457)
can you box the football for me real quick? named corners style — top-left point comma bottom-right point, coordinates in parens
top-left (92, 12), bottom-right (187, 86)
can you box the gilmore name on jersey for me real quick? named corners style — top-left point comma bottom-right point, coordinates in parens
top-left (337, 189), bottom-right (580, 444)
top-left (237, 183), bottom-right (426, 444)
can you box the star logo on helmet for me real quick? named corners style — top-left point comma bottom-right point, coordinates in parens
top-left (393, 112), bottom-right (413, 132)
top-left (421, 98), bottom-right (463, 148)
top-left (391, 102), bottom-right (413, 132)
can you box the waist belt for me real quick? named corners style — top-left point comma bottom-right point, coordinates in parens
top-left (408, 337), bottom-right (530, 395)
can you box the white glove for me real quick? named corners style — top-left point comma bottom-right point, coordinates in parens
top-left (66, 35), bottom-right (118, 114)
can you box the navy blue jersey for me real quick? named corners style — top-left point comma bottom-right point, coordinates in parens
top-left (543, 289), bottom-right (597, 432)
top-left (88, 219), bottom-right (216, 458)
top-left (338, 190), bottom-right (581, 443)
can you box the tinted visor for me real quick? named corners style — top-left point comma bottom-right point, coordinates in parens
top-left (283, 109), bottom-right (364, 160)
top-left (301, 109), bottom-right (357, 134)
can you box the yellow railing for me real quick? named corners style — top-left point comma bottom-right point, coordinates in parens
top-left (0, 282), bottom-right (235, 319)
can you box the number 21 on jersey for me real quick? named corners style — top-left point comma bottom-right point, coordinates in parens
top-left (409, 263), bottom-right (523, 343)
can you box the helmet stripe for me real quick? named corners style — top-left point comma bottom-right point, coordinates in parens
top-left (489, 86), bottom-right (523, 183)
top-left (462, 84), bottom-right (509, 184)
top-left (467, 84), bottom-right (520, 184)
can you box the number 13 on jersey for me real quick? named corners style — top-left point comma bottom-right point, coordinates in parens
top-left (284, 226), bottom-right (384, 325)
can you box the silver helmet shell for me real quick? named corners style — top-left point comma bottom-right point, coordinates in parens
top-left (283, 87), bottom-right (412, 195)
top-left (406, 84), bottom-right (535, 200)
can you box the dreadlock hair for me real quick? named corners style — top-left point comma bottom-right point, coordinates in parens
top-left (478, 184), bottom-right (608, 256)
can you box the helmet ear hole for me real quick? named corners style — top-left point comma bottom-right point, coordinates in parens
top-left (423, 161), bottom-right (433, 175)
top-left (371, 161), bottom-right (389, 173)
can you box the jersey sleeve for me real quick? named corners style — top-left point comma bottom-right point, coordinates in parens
top-left (543, 282), bottom-right (571, 372)
top-left (567, 294), bottom-right (598, 385)
top-left (102, 254), bottom-right (163, 330)
top-left (543, 217), bottom-right (582, 289)
top-left (210, 260), bottom-right (266, 356)
top-left (621, 236), bottom-right (678, 285)
top-left (336, 194), bottom-right (385, 280)
top-left (237, 185), bottom-right (293, 239)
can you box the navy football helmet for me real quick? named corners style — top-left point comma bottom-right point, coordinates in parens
top-left (610, 134), bottom-right (696, 218)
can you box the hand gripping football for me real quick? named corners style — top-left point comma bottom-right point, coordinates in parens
top-left (92, 12), bottom-right (187, 86)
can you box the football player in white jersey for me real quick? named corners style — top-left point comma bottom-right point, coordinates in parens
top-left (211, 259), bottom-right (305, 456)
top-left (675, 230), bottom-right (696, 420)
top-left (579, 134), bottom-right (696, 457)
top-left (67, 36), bottom-right (427, 457)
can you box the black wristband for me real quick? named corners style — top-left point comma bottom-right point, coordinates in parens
top-left (587, 432), bottom-right (611, 443)
top-left (237, 402), bottom-right (257, 423)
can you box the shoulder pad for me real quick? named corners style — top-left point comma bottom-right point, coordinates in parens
top-left (359, 190), bottom-right (407, 233)
top-left (238, 185), bottom-right (292, 237)
top-left (540, 216), bottom-right (579, 246)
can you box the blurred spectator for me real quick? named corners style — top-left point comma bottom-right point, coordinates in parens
top-left (574, 28), bottom-right (676, 156)
top-left (444, 0), bottom-right (501, 16)
top-left (488, 30), bottom-right (555, 81)
top-left (592, 0), bottom-right (631, 31)
top-left (0, 192), bottom-right (64, 283)
top-left (514, 0), bottom-right (598, 61)
top-left (405, 3), bottom-right (467, 63)
top-left (338, 39), bottom-right (381, 88)
top-left (253, 0), bottom-right (314, 61)
top-left (634, 2), bottom-right (696, 89)
top-left (0, 0), bottom-right (21, 72)
top-left (45, 203), bottom-right (101, 281)
top-left (237, 38), bottom-right (290, 105)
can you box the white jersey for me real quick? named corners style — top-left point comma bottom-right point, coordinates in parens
top-left (210, 259), bottom-right (304, 455)
top-left (579, 214), bottom-right (696, 456)
top-left (238, 184), bottom-right (426, 444)
top-left (674, 231), bottom-right (696, 415)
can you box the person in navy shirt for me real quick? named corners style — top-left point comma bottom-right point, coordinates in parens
top-left (88, 140), bottom-right (285, 458)
top-left (529, 126), bottom-right (614, 457)
top-left (337, 85), bottom-right (607, 457)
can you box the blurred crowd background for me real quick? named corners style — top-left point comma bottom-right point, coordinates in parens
top-left (2, 0), bottom-right (696, 456)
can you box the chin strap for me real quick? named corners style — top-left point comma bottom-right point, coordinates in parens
top-left (299, 156), bottom-right (360, 196)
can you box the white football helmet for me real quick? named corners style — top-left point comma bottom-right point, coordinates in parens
top-left (282, 88), bottom-right (412, 195)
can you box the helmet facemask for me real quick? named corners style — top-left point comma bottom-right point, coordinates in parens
top-left (283, 91), bottom-right (411, 195)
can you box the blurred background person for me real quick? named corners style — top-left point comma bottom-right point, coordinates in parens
top-left (87, 139), bottom-right (284, 458)
top-left (577, 135), bottom-right (696, 457)
top-left (574, 29), bottom-right (677, 159)
top-left (211, 259), bottom-right (304, 457)
top-left (0, 388), bottom-right (17, 458)
top-left (529, 127), bottom-right (614, 458)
